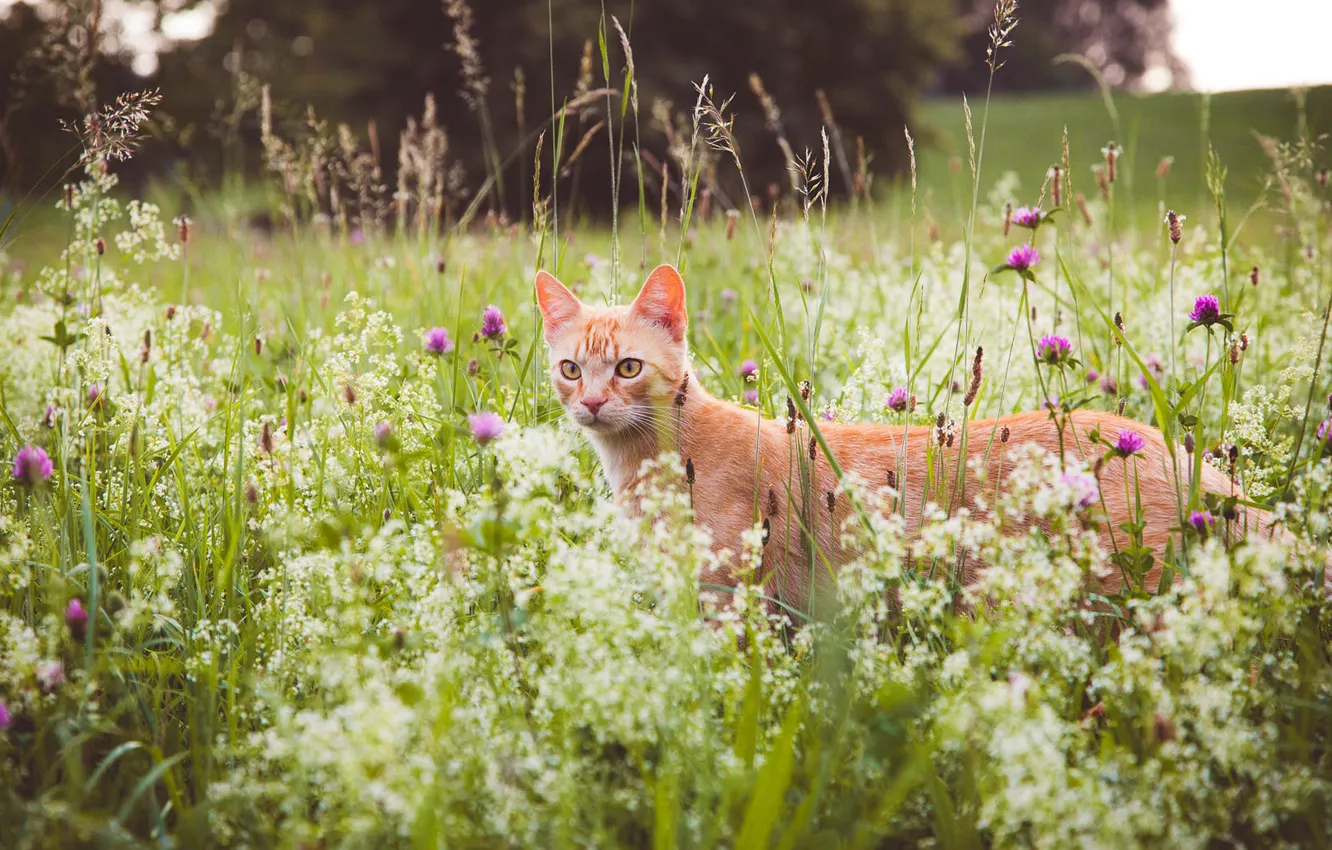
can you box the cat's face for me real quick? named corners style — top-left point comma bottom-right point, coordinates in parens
top-left (535, 264), bottom-right (689, 437)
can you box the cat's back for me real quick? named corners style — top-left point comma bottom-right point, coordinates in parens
top-left (811, 407), bottom-right (1181, 476)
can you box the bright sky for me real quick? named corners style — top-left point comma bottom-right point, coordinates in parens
top-left (2, 0), bottom-right (1331, 92)
top-left (1172, 0), bottom-right (1332, 92)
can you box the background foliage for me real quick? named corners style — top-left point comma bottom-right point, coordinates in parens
top-left (4, 0), bottom-right (1182, 215)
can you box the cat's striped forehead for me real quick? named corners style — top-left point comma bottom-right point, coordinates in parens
top-left (572, 311), bottom-right (626, 361)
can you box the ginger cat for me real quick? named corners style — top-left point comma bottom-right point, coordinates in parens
top-left (536, 263), bottom-right (1271, 605)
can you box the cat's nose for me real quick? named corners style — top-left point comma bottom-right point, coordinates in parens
top-left (582, 397), bottom-right (606, 417)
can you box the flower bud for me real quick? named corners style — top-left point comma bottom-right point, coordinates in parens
top-left (1165, 209), bottom-right (1184, 244)
top-left (66, 599), bottom-right (89, 642)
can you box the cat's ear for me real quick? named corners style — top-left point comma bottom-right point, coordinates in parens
top-left (535, 270), bottom-right (583, 341)
top-left (630, 264), bottom-right (688, 342)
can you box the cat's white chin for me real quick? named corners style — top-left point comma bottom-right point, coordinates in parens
top-left (577, 418), bottom-right (623, 435)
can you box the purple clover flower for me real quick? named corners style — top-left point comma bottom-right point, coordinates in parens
top-left (480, 305), bottom-right (507, 340)
top-left (885, 386), bottom-right (910, 413)
top-left (1188, 294), bottom-right (1221, 325)
top-left (1006, 243), bottom-right (1040, 271)
top-left (1011, 205), bottom-right (1043, 228)
top-left (0, 700), bottom-right (9, 731)
top-left (1037, 334), bottom-right (1072, 365)
top-left (738, 359), bottom-right (759, 380)
top-left (66, 599), bottom-right (88, 641)
top-left (1317, 418), bottom-right (1332, 449)
top-left (1100, 377), bottom-right (1119, 395)
top-left (1085, 369), bottom-right (1099, 384)
top-left (1188, 510), bottom-right (1216, 534)
top-left (1061, 471), bottom-right (1099, 509)
top-left (11, 445), bottom-right (53, 488)
top-left (468, 411), bottom-right (506, 445)
top-left (1113, 429), bottom-right (1146, 457)
top-left (743, 389), bottom-right (759, 405)
top-left (424, 327), bottom-right (454, 355)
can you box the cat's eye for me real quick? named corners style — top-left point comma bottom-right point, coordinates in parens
top-left (559, 360), bottom-right (582, 380)
top-left (615, 358), bottom-right (644, 379)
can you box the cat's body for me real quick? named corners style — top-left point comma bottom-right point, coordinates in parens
top-left (536, 264), bottom-right (1271, 604)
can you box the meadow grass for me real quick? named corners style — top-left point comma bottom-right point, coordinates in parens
top-left (913, 84), bottom-right (1332, 235)
top-left (1, 50), bottom-right (1332, 849)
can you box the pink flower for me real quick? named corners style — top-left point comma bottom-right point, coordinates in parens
top-left (1188, 510), bottom-right (1216, 534)
top-left (0, 700), bottom-right (10, 731)
top-left (1011, 205), bottom-right (1043, 228)
top-left (1113, 430), bottom-right (1145, 457)
top-left (1188, 294), bottom-right (1221, 324)
top-left (66, 599), bottom-right (88, 641)
top-left (738, 359), bottom-right (758, 380)
top-left (743, 389), bottom-right (759, 405)
top-left (1036, 334), bottom-right (1072, 365)
top-left (885, 386), bottom-right (910, 413)
top-left (1061, 471), bottom-right (1099, 509)
top-left (424, 327), bottom-right (453, 355)
top-left (11, 445), bottom-right (53, 488)
top-left (1085, 369), bottom-right (1099, 384)
top-left (468, 411), bottom-right (505, 445)
top-left (1006, 243), bottom-right (1040, 271)
top-left (480, 305), bottom-right (507, 340)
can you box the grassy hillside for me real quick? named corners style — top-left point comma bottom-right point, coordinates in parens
top-left (910, 85), bottom-right (1332, 232)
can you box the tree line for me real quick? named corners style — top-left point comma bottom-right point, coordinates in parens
top-left (0, 0), bottom-right (1177, 220)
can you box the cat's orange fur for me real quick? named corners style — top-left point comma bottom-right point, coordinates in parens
top-left (537, 264), bottom-right (1274, 604)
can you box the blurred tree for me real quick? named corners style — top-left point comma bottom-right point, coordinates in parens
top-left (143, 0), bottom-right (961, 217)
top-left (0, 1), bottom-right (143, 195)
top-left (941, 0), bottom-right (1184, 92)
top-left (3, 0), bottom-right (1183, 216)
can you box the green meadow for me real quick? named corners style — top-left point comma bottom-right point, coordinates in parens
top-left (1, 55), bottom-right (1331, 850)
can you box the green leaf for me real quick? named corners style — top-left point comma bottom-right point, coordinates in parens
top-left (597, 22), bottom-right (611, 82)
top-left (736, 696), bottom-right (804, 850)
top-left (734, 628), bottom-right (762, 770)
top-left (114, 750), bottom-right (187, 825)
top-left (40, 319), bottom-right (85, 349)
top-left (653, 768), bottom-right (680, 850)
top-left (84, 741), bottom-right (148, 796)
